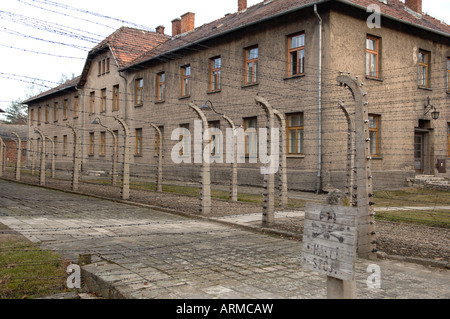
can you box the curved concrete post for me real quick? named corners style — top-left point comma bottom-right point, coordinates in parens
top-left (115, 116), bottom-right (130, 200)
top-left (222, 114), bottom-right (238, 202)
top-left (30, 138), bottom-right (35, 176)
top-left (66, 123), bottom-right (81, 192)
top-left (11, 132), bottom-right (21, 181)
top-left (189, 103), bottom-right (211, 215)
top-left (255, 95), bottom-right (275, 227)
top-left (150, 124), bottom-right (163, 192)
top-left (273, 109), bottom-right (288, 208)
top-left (34, 127), bottom-right (46, 186)
top-left (338, 102), bottom-right (355, 205)
top-left (106, 128), bottom-right (118, 186)
top-left (337, 74), bottom-right (376, 260)
top-left (46, 136), bottom-right (55, 179)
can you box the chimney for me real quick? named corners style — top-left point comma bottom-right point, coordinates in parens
top-left (238, 0), bottom-right (247, 11)
top-left (172, 18), bottom-right (181, 36)
top-left (405, 0), bottom-right (422, 14)
top-left (156, 25), bottom-right (165, 35)
top-left (181, 12), bottom-right (195, 34)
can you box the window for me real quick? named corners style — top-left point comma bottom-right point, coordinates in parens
top-left (136, 78), bottom-right (144, 105)
top-left (181, 65), bottom-right (191, 97)
top-left (74, 96), bottom-right (79, 118)
top-left (447, 58), bottom-right (450, 92)
top-left (45, 105), bottom-right (49, 123)
top-left (63, 135), bottom-right (67, 156)
top-left (106, 58), bottom-right (110, 73)
top-left (208, 121), bottom-right (220, 156)
top-left (287, 113), bottom-right (304, 155)
top-left (98, 61), bottom-right (102, 76)
top-left (244, 117), bottom-right (257, 156)
top-left (418, 50), bottom-right (430, 88)
top-left (113, 85), bottom-right (119, 111)
top-left (366, 36), bottom-right (380, 78)
top-left (155, 126), bottom-right (164, 156)
top-left (157, 73), bottom-right (166, 102)
top-left (30, 108), bottom-right (34, 124)
top-left (288, 33), bottom-right (305, 77)
top-left (135, 128), bottom-right (143, 156)
top-left (90, 92), bottom-right (95, 114)
top-left (100, 132), bottom-right (106, 156)
top-left (210, 57), bottom-right (221, 92)
top-left (369, 115), bottom-right (380, 156)
top-left (245, 46), bottom-right (258, 85)
top-left (179, 124), bottom-right (190, 156)
top-left (63, 99), bottom-right (68, 119)
top-left (100, 89), bottom-right (106, 113)
top-left (53, 102), bottom-right (58, 122)
top-left (37, 107), bottom-right (41, 125)
top-left (89, 133), bottom-right (95, 156)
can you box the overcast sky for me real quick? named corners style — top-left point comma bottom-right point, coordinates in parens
top-left (0, 0), bottom-right (449, 119)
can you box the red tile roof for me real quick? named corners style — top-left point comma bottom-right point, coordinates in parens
top-left (90, 26), bottom-right (170, 68)
top-left (23, 76), bottom-right (81, 104)
top-left (124, 0), bottom-right (449, 69)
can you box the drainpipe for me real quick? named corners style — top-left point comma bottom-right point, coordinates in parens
top-left (314, 4), bottom-right (323, 194)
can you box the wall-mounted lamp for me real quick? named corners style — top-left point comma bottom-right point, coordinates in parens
top-left (199, 100), bottom-right (223, 116)
top-left (424, 97), bottom-right (440, 120)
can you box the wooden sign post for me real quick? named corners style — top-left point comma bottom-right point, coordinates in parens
top-left (302, 202), bottom-right (357, 298)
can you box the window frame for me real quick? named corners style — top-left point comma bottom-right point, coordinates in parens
top-left (366, 35), bottom-right (380, 78)
top-left (208, 121), bottom-right (221, 156)
top-left (243, 117), bottom-right (257, 157)
top-left (53, 102), bottom-right (58, 122)
top-left (135, 128), bottom-right (143, 156)
top-left (89, 133), bottom-right (95, 156)
top-left (210, 57), bottom-right (222, 92)
top-left (287, 32), bottom-right (305, 77)
top-left (100, 131), bottom-right (106, 156)
top-left (369, 114), bottom-right (380, 156)
top-left (418, 50), bottom-right (430, 88)
top-left (63, 99), bottom-right (68, 120)
top-left (179, 124), bottom-right (190, 156)
top-left (63, 135), bottom-right (68, 156)
top-left (90, 92), bottom-right (95, 114)
top-left (100, 88), bottom-right (107, 113)
top-left (181, 65), bottom-right (191, 97)
top-left (287, 113), bottom-right (304, 155)
top-left (112, 85), bottom-right (119, 111)
top-left (45, 105), bottom-right (49, 123)
top-left (135, 78), bottom-right (144, 106)
top-left (245, 46), bottom-right (258, 85)
top-left (157, 72), bottom-right (166, 102)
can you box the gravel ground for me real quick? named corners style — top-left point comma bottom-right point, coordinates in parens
top-left (2, 172), bottom-right (449, 264)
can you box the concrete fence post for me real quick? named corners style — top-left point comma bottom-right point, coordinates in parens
top-left (34, 127), bottom-right (46, 186)
top-left (336, 74), bottom-right (377, 260)
top-left (11, 132), bottom-right (21, 181)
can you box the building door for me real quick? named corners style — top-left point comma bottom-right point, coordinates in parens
top-left (414, 134), bottom-right (424, 173)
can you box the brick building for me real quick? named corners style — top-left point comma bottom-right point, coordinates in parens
top-left (0, 124), bottom-right (28, 166)
top-left (24, 0), bottom-right (450, 192)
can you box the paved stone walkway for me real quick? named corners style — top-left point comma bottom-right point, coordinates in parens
top-left (0, 179), bottom-right (449, 299)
